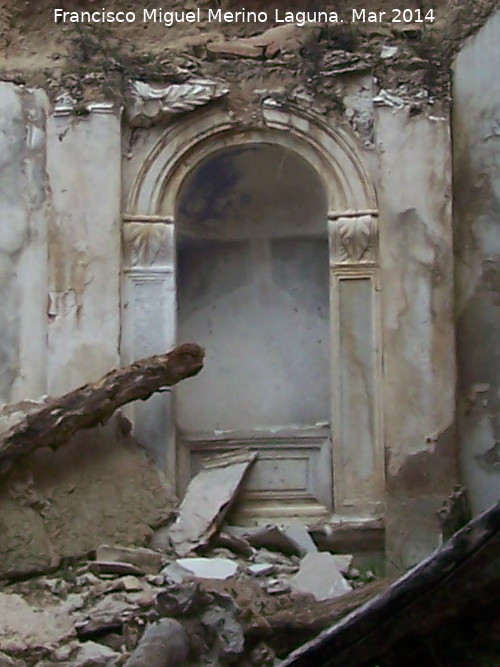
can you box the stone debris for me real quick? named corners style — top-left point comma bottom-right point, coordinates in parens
top-left (0, 530), bottom-right (368, 665)
top-left (0, 439), bottom-right (366, 665)
top-left (175, 557), bottom-right (239, 580)
top-left (247, 563), bottom-right (275, 577)
top-left (200, 592), bottom-right (245, 660)
top-left (380, 45), bottom-right (399, 59)
top-left (95, 545), bottom-right (163, 575)
top-left (265, 577), bottom-right (292, 595)
top-left (291, 552), bottom-right (353, 601)
top-left (0, 592), bottom-right (75, 653)
top-left (89, 561), bottom-right (144, 577)
top-left (228, 523), bottom-right (315, 557)
top-left (210, 531), bottom-right (255, 558)
top-left (123, 618), bottom-right (189, 667)
top-left (281, 523), bottom-right (319, 557)
top-left (167, 450), bottom-right (258, 557)
top-left (70, 641), bottom-right (121, 666)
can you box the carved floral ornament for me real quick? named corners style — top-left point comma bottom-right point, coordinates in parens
top-left (123, 221), bottom-right (174, 269)
top-left (329, 214), bottom-right (378, 265)
top-left (126, 79), bottom-right (230, 128)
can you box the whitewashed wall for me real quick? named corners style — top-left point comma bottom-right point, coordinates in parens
top-left (0, 83), bottom-right (49, 404)
top-left (46, 108), bottom-right (121, 395)
top-left (453, 8), bottom-right (500, 514)
top-left (375, 109), bottom-right (457, 569)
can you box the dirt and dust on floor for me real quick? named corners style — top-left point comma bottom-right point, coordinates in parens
top-left (0, 0), bottom-right (498, 114)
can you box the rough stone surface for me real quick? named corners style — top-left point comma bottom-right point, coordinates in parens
top-left (0, 592), bottom-right (75, 652)
top-left (71, 641), bottom-right (121, 666)
top-left (291, 552), bottom-right (352, 601)
top-left (0, 416), bottom-right (176, 577)
top-left (123, 618), bottom-right (189, 667)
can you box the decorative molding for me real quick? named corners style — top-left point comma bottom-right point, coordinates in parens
top-left (126, 79), bottom-right (230, 128)
top-left (122, 214), bottom-right (174, 223)
top-left (53, 92), bottom-right (117, 117)
top-left (329, 214), bottom-right (378, 265)
top-left (122, 221), bottom-right (174, 269)
top-left (126, 105), bottom-right (377, 214)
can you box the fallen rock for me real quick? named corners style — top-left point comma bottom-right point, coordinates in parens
top-left (265, 577), bottom-right (291, 595)
top-left (161, 561), bottom-right (192, 585)
top-left (247, 563), bottom-right (274, 577)
top-left (168, 451), bottom-right (257, 557)
top-left (120, 576), bottom-right (145, 592)
top-left (210, 531), bottom-right (255, 558)
top-left (291, 553), bottom-right (352, 601)
top-left (70, 640), bottom-right (121, 666)
top-left (0, 592), bottom-right (75, 652)
top-left (281, 523), bottom-right (319, 557)
top-left (95, 545), bottom-right (163, 575)
top-left (74, 593), bottom-right (144, 638)
top-left (123, 618), bottom-right (189, 667)
top-left (228, 524), bottom-right (303, 556)
top-left (175, 557), bottom-right (238, 580)
top-left (89, 561), bottom-right (144, 577)
top-left (201, 593), bottom-right (245, 660)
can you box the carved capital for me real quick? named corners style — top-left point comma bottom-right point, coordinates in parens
top-left (123, 221), bottom-right (174, 269)
top-left (329, 214), bottom-right (378, 265)
top-left (126, 79), bottom-right (229, 128)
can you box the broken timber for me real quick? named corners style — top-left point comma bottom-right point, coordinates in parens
top-left (282, 499), bottom-right (500, 666)
top-left (0, 343), bottom-right (204, 474)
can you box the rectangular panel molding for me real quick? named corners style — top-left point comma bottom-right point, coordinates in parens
top-left (329, 212), bottom-right (385, 515)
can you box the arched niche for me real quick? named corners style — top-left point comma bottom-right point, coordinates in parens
top-left (122, 103), bottom-right (384, 520)
top-left (175, 142), bottom-right (330, 433)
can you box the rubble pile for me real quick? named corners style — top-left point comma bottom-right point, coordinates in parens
top-left (0, 518), bottom-right (371, 666)
top-left (0, 446), bottom-right (382, 666)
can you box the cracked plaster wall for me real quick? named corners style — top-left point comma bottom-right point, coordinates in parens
top-left (46, 109), bottom-right (121, 395)
top-left (0, 82), bottom-right (49, 405)
top-left (453, 8), bottom-right (500, 514)
top-left (375, 108), bottom-right (457, 570)
top-left (0, 87), bottom-right (171, 575)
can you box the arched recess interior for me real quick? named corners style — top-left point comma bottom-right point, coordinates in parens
top-left (122, 104), bottom-right (384, 519)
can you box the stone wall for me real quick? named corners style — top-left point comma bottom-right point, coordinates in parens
top-left (453, 8), bottom-right (500, 514)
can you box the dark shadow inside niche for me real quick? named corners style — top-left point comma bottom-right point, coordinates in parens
top-left (175, 143), bottom-right (331, 432)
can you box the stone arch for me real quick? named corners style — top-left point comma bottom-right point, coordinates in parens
top-left (125, 103), bottom-right (376, 217)
top-left (122, 102), bottom-right (384, 519)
